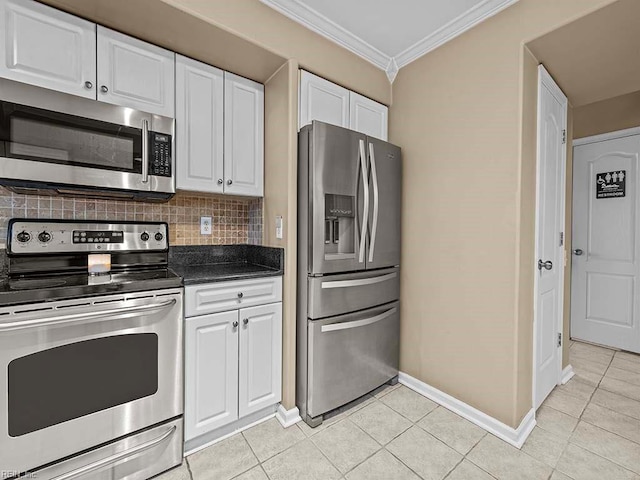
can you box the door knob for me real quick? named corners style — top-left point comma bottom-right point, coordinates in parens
top-left (84, 81), bottom-right (93, 89)
top-left (227, 179), bottom-right (233, 185)
top-left (538, 259), bottom-right (553, 271)
top-left (573, 249), bottom-right (583, 256)
top-left (243, 318), bottom-right (249, 326)
top-left (100, 85), bottom-right (109, 93)
top-left (237, 292), bottom-right (243, 298)
top-left (232, 321), bottom-right (239, 328)
top-left (217, 179), bottom-right (223, 185)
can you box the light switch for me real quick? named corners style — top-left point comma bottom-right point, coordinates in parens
top-left (200, 216), bottom-right (212, 235)
top-left (275, 215), bottom-right (283, 239)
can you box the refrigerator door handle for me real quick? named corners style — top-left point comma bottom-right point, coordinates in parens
top-left (368, 142), bottom-right (379, 263)
top-left (358, 139), bottom-right (369, 263)
top-left (320, 307), bottom-right (397, 333)
top-left (320, 272), bottom-right (397, 289)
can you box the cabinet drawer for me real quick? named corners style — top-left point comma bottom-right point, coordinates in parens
top-left (185, 276), bottom-right (282, 317)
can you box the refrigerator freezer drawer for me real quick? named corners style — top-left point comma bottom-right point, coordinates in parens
top-left (307, 267), bottom-right (399, 319)
top-left (307, 302), bottom-right (399, 418)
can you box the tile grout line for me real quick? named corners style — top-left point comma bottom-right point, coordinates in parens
top-left (555, 346), bottom-right (640, 478)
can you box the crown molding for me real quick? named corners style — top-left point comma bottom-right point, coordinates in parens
top-left (260, 0), bottom-right (391, 71)
top-left (261, 0), bottom-right (519, 82)
top-left (394, 0), bottom-right (519, 68)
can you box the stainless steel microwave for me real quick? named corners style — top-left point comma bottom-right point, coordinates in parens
top-left (0, 78), bottom-right (174, 201)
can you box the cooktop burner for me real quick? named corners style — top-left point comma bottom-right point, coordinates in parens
top-left (1, 219), bottom-right (183, 306)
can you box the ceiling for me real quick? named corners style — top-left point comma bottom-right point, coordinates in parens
top-left (260, 0), bottom-right (518, 81)
top-left (527, 0), bottom-right (640, 107)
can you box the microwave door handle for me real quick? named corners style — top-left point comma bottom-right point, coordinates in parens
top-left (141, 119), bottom-right (150, 184)
top-left (368, 142), bottom-right (379, 263)
top-left (358, 139), bottom-right (369, 264)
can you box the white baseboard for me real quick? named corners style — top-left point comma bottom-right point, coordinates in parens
top-left (275, 404), bottom-right (302, 428)
top-left (561, 365), bottom-right (575, 385)
top-left (398, 372), bottom-right (536, 448)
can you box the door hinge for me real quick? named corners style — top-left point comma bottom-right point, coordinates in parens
top-left (562, 129), bottom-right (566, 144)
top-left (560, 232), bottom-right (564, 246)
top-left (557, 332), bottom-right (562, 347)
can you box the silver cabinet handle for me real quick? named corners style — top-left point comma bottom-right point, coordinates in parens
top-left (573, 249), bottom-right (583, 256)
top-left (227, 179), bottom-right (233, 185)
top-left (218, 179), bottom-right (223, 185)
top-left (100, 85), bottom-right (109, 93)
top-left (243, 318), bottom-right (249, 326)
top-left (321, 272), bottom-right (397, 289)
top-left (233, 320), bottom-right (239, 328)
top-left (538, 259), bottom-right (553, 271)
top-left (321, 307), bottom-right (397, 333)
top-left (0, 298), bottom-right (176, 332)
top-left (84, 81), bottom-right (93, 89)
top-left (141, 119), bottom-right (149, 184)
top-left (51, 426), bottom-right (176, 480)
top-left (237, 292), bottom-right (244, 298)
top-left (368, 142), bottom-right (379, 263)
top-left (358, 139), bottom-right (369, 263)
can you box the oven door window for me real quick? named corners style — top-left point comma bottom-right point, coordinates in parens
top-left (7, 334), bottom-right (158, 437)
top-left (0, 101), bottom-right (143, 173)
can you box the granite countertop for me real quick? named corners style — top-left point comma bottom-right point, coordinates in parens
top-left (168, 245), bottom-right (284, 285)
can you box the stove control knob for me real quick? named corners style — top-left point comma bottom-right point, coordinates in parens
top-left (38, 231), bottom-right (52, 243)
top-left (16, 231), bottom-right (31, 243)
top-left (140, 232), bottom-right (150, 242)
top-left (154, 232), bottom-right (164, 242)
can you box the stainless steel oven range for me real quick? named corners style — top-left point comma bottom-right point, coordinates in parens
top-left (0, 219), bottom-right (184, 480)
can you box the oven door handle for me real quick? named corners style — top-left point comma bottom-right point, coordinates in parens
top-left (50, 425), bottom-right (177, 480)
top-left (0, 298), bottom-right (177, 332)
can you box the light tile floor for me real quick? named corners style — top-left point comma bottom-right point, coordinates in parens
top-left (161, 341), bottom-right (640, 480)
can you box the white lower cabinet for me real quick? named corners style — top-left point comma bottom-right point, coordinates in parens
top-left (185, 310), bottom-right (238, 440)
top-left (239, 303), bottom-right (282, 417)
top-left (184, 278), bottom-right (282, 443)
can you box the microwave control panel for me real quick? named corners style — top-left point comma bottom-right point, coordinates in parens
top-left (150, 132), bottom-right (172, 177)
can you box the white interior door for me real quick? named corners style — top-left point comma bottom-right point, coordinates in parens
top-left (534, 66), bottom-right (567, 409)
top-left (571, 133), bottom-right (640, 353)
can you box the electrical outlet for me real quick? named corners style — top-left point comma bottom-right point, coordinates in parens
top-left (275, 215), bottom-right (283, 239)
top-left (200, 216), bottom-right (212, 235)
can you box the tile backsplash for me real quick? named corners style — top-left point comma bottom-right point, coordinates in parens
top-left (0, 188), bottom-right (263, 247)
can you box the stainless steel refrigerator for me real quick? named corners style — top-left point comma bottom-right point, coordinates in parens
top-left (297, 121), bottom-right (401, 427)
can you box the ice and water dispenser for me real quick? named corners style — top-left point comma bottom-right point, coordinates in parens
top-left (324, 194), bottom-right (355, 257)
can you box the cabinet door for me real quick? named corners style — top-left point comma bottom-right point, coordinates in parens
top-left (0, 0), bottom-right (96, 98)
top-left (97, 26), bottom-right (175, 117)
top-left (224, 72), bottom-right (264, 197)
top-left (176, 55), bottom-right (224, 193)
top-left (299, 70), bottom-right (349, 130)
top-left (185, 310), bottom-right (239, 440)
top-left (349, 92), bottom-right (388, 141)
top-left (239, 303), bottom-right (282, 417)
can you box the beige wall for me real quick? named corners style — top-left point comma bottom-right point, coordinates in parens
top-left (573, 90), bottom-right (640, 139)
top-left (390, 0), bottom-right (616, 428)
top-left (264, 60), bottom-right (299, 408)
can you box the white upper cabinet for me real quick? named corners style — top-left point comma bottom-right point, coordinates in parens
top-left (0, 0), bottom-right (96, 98)
top-left (350, 92), bottom-right (388, 141)
top-left (238, 303), bottom-right (282, 418)
top-left (224, 72), bottom-right (264, 197)
top-left (176, 55), bottom-right (224, 194)
top-left (97, 26), bottom-right (175, 117)
top-left (299, 70), bottom-right (349, 130)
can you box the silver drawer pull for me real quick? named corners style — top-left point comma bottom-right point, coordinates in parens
top-left (51, 426), bottom-right (177, 480)
top-left (321, 272), bottom-right (397, 289)
top-left (321, 307), bottom-right (397, 333)
top-left (0, 298), bottom-right (176, 332)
